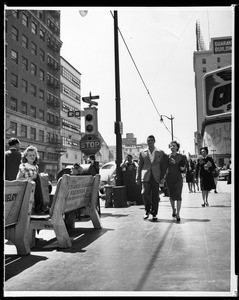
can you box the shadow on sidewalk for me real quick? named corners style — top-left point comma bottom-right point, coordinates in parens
top-left (5, 254), bottom-right (48, 281)
top-left (100, 212), bottom-right (129, 219)
top-left (31, 227), bottom-right (113, 254)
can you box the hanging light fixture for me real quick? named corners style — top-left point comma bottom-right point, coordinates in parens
top-left (79, 11), bottom-right (88, 17)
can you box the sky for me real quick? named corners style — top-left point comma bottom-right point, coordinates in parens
top-left (60, 6), bottom-right (234, 155)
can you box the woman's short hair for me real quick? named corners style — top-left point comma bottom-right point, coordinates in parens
top-left (169, 140), bottom-right (180, 151)
top-left (200, 146), bottom-right (208, 154)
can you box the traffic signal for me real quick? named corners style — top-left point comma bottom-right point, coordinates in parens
top-left (84, 106), bottom-right (98, 135)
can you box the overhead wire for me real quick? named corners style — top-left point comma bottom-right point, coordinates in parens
top-left (110, 10), bottom-right (175, 139)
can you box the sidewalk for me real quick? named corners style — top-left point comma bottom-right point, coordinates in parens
top-left (4, 180), bottom-right (236, 297)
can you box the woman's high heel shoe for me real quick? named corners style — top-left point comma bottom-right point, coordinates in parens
top-left (172, 209), bottom-right (176, 217)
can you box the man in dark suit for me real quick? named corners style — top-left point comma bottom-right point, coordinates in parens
top-left (136, 135), bottom-right (168, 221)
top-left (5, 138), bottom-right (22, 180)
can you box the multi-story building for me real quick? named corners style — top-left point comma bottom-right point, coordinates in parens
top-left (109, 133), bottom-right (148, 163)
top-left (59, 56), bottom-right (82, 169)
top-left (5, 9), bottom-right (62, 181)
top-left (193, 35), bottom-right (232, 158)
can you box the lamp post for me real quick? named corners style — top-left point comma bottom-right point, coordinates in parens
top-left (113, 10), bottom-right (123, 186)
top-left (160, 114), bottom-right (174, 141)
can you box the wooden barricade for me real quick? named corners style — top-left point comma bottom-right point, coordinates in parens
top-left (29, 174), bottom-right (102, 249)
top-left (5, 180), bottom-right (35, 255)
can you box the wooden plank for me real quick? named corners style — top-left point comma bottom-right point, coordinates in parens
top-left (5, 180), bottom-right (27, 226)
top-left (29, 174), bottom-right (102, 249)
top-left (89, 174), bottom-right (102, 229)
top-left (63, 176), bottom-right (94, 213)
top-left (5, 180), bottom-right (35, 255)
top-left (14, 180), bottom-right (35, 255)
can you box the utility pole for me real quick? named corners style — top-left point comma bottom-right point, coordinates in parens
top-left (114, 10), bottom-right (123, 186)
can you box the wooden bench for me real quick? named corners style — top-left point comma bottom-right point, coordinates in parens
top-left (29, 174), bottom-right (102, 249)
top-left (5, 180), bottom-right (36, 255)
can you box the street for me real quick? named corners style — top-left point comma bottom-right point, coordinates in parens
top-left (4, 180), bottom-right (236, 297)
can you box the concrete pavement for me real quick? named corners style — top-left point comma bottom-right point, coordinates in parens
top-left (4, 180), bottom-right (237, 297)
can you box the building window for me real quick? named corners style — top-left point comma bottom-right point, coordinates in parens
top-left (21, 124), bottom-right (27, 138)
top-left (39, 69), bottom-right (44, 81)
top-left (31, 63), bottom-right (37, 76)
top-left (22, 56), bottom-right (28, 70)
top-left (12, 10), bottom-right (20, 19)
top-left (21, 79), bottom-right (28, 93)
top-left (11, 49), bottom-right (18, 64)
top-left (21, 101), bottom-right (27, 115)
top-left (31, 42), bottom-right (37, 55)
top-left (39, 89), bottom-right (44, 101)
top-left (39, 109), bottom-right (44, 121)
top-left (202, 67), bottom-right (207, 73)
top-left (11, 73), bottom-right (18, 87)
top-left (39, 130), bottom-right (44, 142)
top-left (62, 66), bottom-right (81, 88)
top-left (30, 106), bottom-right (36, 118)
top-left (62, 84), bottom-right (80, 102)
top-left (11, 26), bottom-right (18, 41)
top-left (22, 13), bottom-right (28, 27)
top-left (39, 48), bottom-right (45, 61)
top-left (10, 121), bottom-right (17, 135)
top-left (30, 127), bottom-right (36, 140)
top-left (30, 84), bottom-right (37, 97)
top-left (22, 34), bottom-right (28, 48)
top-left (202, 58), bottom-right (206, 64)
top-left (31, 22), bottom-right (37, 35)
top-left (10, 97), bottom-right (17, 111)
top-left (39, 29), bottom-right (45, 41)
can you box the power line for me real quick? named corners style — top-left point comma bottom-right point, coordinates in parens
top-left (110, 11), bottom-right (178, 139)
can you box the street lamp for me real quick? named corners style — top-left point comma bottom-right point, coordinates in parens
top-left (113, 10), bottom-right (123, 186)
top-left (160, 114), bottom-right (174, 141)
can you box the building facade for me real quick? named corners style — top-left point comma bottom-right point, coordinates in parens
top-left (5, 9), bottom-right (63, 181)
top-left (59, 56), bottom-right (83, 169)
top-left (193, 36), bottom-right (232, 158)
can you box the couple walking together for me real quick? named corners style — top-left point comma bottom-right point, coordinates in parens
top-left (136, 135), bottom-right (186, 222)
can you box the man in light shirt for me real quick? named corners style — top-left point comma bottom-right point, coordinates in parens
top-left (136, 135), bottom-right (168, 221)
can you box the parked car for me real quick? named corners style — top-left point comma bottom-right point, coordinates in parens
top-left (218, 169), bottom-right (230, 181)
top-left (99, 161), bottom-right (116, 186)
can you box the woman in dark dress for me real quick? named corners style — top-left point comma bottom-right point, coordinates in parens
top-left (195, 147), bottom-right (216, 207)
top-left (165, 141), bottom-right (187, 222)
top-left (185, 157), bottom-right (196, 193)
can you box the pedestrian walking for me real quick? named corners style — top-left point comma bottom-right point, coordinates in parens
top-left (16, 145), bottom-right (47, 214)
top-left (136, 135), bottom-right (168, 221)
top-left (88, 155), bottom-right (99, 175)
top-left (195, 146), bottom-right (216, 207)
top-left (227, 159), bottom-right (231, 185)
top-left (5, 137), bottom-right (22, 180)
top-left (165, 141), bottom-right (187, 222)
top-left (212, 164), bottom-right (220, 193)
top-left (193, 160), bottom-right (200, 192)
top-left (121, 154), bottom-right (139, 205)
top-left (185, 157), bottom-right (196, 193)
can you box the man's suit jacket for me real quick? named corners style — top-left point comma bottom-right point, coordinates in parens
top-left (5, 149), bottom-right (22, 180)
top-left (136, 148), bottom-right (168, 183)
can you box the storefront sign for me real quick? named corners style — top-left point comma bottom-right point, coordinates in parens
top-left (213, 38), bottom-right (232, 54)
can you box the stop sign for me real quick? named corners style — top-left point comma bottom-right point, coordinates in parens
top-left (80, 134), bottom-right (101, 156)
